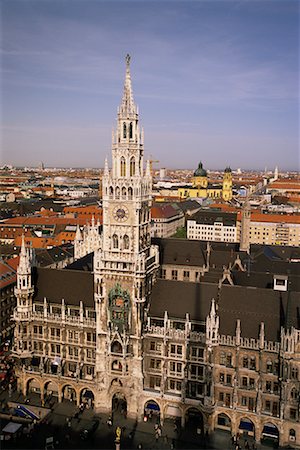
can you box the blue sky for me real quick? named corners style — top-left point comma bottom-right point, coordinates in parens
top-left (1, 0), bottom-right (299, 170)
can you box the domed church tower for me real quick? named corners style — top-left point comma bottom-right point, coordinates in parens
top-left (94, 55), bottom-right (159, 417)
top-left (192, 161), bottom-right (208, 188)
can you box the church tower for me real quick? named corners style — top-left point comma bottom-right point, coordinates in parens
top-left (222, 166), bottom-right (232, 201)
top-left (94, 55), bottom-right (159, 416)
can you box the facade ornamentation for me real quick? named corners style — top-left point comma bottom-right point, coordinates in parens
top-left (12, 56), bottom-right (300, 448)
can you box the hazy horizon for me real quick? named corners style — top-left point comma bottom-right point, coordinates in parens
top-left (1, 0), bottom-right (299, 171)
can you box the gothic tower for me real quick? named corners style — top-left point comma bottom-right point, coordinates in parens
top-left (94, 55), bottom-right (159, 416)
top-left (13, 235), bottom-right (34, 358)
top-left (240, 197), bottom-right (251, 252)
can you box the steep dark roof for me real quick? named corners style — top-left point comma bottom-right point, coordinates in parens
top-left (218, 285), bottom-right (284, 341)
top-left (36, 244), bottom-right (74, 267)
top-left (66, 252), bottom-right (94, 271)
top-left (152, 238), bottom-right (207, 267)
top-left (33, 267), bottom-right (94, 307)
top-left (149, 278), bottom-right (293, 341)
top-left (176, 200), bottom-right (202, 215)
top-left (150, 279), bottom-right (216, 320)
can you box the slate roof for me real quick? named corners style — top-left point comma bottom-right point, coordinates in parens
top-left (33, 267), bottom-right (94, 307)
top-left (152, 238), bottom-right (207, 267)
top-left (218, 285), bottom-right (284, 341)
top-left (149, 278), bottom-right (295, 341)
top-left (149, 279), bottom-right (217, 320)
top-left (66, 252), bottom-right (93, 271)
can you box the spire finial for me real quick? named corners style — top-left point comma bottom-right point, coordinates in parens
top-left (120, 54), bottom-right (135, 115)
top-left (126, 53), bottom-right (131, 69)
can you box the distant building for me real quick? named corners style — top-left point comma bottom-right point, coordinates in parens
top-left (151, 203), bottom-right (185, 237)
top-left (186, 208), bottom-right (300, 248)
top-left (187, 210), bottom-right (238, 243)
top-left (178, 163), bottom-right (233, 201)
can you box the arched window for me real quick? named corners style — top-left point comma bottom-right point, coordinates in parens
top-left (129, 122), bottom-right (133, 139)
top-left (220, 351), bottom-right (226, 365)
top-left (250, 356), bottom-right (256, 370)
top-left (128, 187), bottom-right (133, 199)
top-left (109, 186), bottom-right (114, 198)
top-left (130, 157), bottom-right (135, 177)
top-left (123, 123), bottom-right (126, 139)
top-left (122, 187), bottom-right (126, 199)
top-left (112, 360), bottom-right (122, 372)
top-left (120, 157), bottom-right (126, 177)
top-left (111, 341), bottom-right (122, 354)
top-left (123, 235), bottom-right (129, 250)
top-left (112, 234), bottom-right (118, 249)
top-left (291, 388), bottom-right (297, 400)
top-left (291, 367), bottom-right (299, 380)
top-left (266, 360), bottom-right (273, 373)
top-left (115, 186), bottom-right (120, 199)
top-left (290, 429), bottom-right (296, 440)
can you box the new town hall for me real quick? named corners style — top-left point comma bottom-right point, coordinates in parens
top-left (13, 56), bottom-right (300, 448)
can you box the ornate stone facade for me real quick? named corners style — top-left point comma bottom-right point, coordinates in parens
top-left (12, 56), bottom-right (300, 448)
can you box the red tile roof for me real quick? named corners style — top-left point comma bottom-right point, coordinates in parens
top-left (0, 260), bottom-right (16, 289)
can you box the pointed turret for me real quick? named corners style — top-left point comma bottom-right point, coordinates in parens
top-left (15, 234), bottom-right (34, 314)
top-left (235, 319), bottom-right (241, 346)
top-left (206, 298), bottom-right (219, 347)
top-left (104, 157), bottom-right (109, 177)
top-left (145, 159), bottom-right (151, 178)
top-left (18, 235), bottom-right (31, 277)
top-left (75, 225), bottom-right (83, 241)
top-left (120, 54), bottom-right (136, 117)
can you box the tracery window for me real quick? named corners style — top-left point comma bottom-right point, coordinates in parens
top-left (130, 156), bottom-right (135, 176)
top-left (112, 234), bottom-right (118, 249)
top-left (123, 235), bottom-right (129, 250)
top-left (120, 157), bottom-right (126, 177)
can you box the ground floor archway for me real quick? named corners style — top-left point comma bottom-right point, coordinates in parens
top-left (62, 384), bottom-right (77, 403)
top-left (185, 407), bottom-right (204, 435)
top-left (144, 400), bottom-right (160, 421)
top-left (44, 380), bottom-right (59, 397)
top-left (239, 417), bottom-right (255, 437)
top-left (112, 392), bottom-right (127, 418)
top-left (262, 422), bottom-right (279, 445)
top-left (26, 378), bottom-right (41, 395)
top-left (216, 413), bottom-right (231, 432)
top-left (80, 388), bottom-right (95, 409)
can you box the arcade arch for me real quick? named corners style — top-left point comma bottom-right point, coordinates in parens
top-left (239, 417), bottom-right (255, 437)
top-left (43, 380), bottom-right (59, 399)
top-left (216, 413), bottom-right (231, 431)
top-left (62, 384), bottom-right (77, 403)
top-left (185, 407), bottom-right (204, 434)
top-left (144, 400), bottom-right (160, 418)
top-left (112, 392), bottom-right (127, 416)
top-left (80, 388), bottom-right (95, 408)
top-left (26, 378), bottom-right (41, 395)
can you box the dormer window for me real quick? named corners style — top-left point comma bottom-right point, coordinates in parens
top-left (273, 275), bottom-right (288, 291)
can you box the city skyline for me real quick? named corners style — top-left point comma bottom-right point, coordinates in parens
top-left (1, 0), bottom-right (299, 171)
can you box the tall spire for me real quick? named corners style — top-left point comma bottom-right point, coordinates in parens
top-left (120, 54), bottom-right (136, 116)
top-left (18, 234), bottom-right (30, 274)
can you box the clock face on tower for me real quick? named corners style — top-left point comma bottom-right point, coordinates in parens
top-left (113, 206), bottom-right (129, 222)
